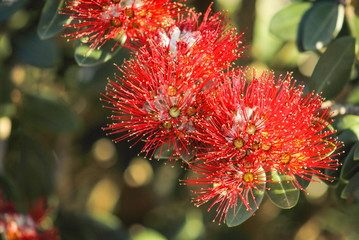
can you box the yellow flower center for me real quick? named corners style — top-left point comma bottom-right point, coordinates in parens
top-left (124, 8), bottom-right (134, 18)
top-left (110, 19), bottom-right (123, 27)
top-left (162, 121), bottom-right (172, 129)
top-left (261, 143), bottom-right (271, 151)
top-left (167, 86), bottom-right (177, 96)
top-left (233, 138), bottom-right (244, 149)
top-left (243, 172), bottom-right (254, 182)
top-left (280, 153), bottom-right (291, 164)
top-left (246, 124), bottom-right (256, 135)
top-left (169, 106), bottom-right (180, 118)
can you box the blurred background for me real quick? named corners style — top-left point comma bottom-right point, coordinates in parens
top-left (1, 0), bottom-right (359, 239)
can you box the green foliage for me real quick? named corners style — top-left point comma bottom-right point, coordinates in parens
top-left (14, 31), bottom-right (60, 68)
top-left (269, 2), bottom-right (311, 41)
top-left (297, 1), bottom-right (344, 52)
top-left (226, 167), bottom-right (266, 227)
top-left (20, 93), bottom-right (81, 134)
top-left (0, 0), bottom-right (359, 238)
top-left (37, 0), bottom-right (70, 40)
top-left (310, 37), bottom-right (355, 99)
top-left (0, 0), bottom-right (28, 22)
top-left (74, 39), bottom-right (124, 67)
top-left (266, 171), bottom-right (300, 209)
top-left (341, 141), bottom-right (359, 181)
top-left (5, 132), bottom-right (56, 203)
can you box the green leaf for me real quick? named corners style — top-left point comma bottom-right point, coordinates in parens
top-left (74, 37), bottom-right (124, 67)
top-left (226, 167), bottom-right (266, 227)
top-left (56, 211), bottom-right (129, 240)
top-left (354, 143), bottom-right (359, 161)
top-left (154, 143), bottom-right (174, 160)
top-left (297, 1), bottom-right (344, 51)
top-left (324, 130), bottom-right (355, 185)
top-left (295, 174), bottom-right (312, 189)
top-left (269, 2), bottom-right (311, 41)
top-left (20, 94), bottom-right (80, 134)
top-left (37, 0), bottom-right (70, 40)
top-left (310, 37), bottom-right (355, 99)
top-left (266, 170), bottom-right (300, 209)
top-left (5, 132), bottom-right (56, 203)
top-left (340, 141), bottom-right (359, 181)
top-left (14, 31), bottom-right (60, 68)
top-left (341, 172), bottom-right (359, 200)
top-left (0, 174), bottom-right (22, 207)
top-left (0, 0), bottom-right (28, 22)
top-left (337, 115), bottom-right (359, 131)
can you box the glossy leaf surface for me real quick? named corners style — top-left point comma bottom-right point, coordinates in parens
top-left (270, 2), bottom-right (311, 41)
top-left (341, 141), bottom-right (359, 181)
top-left (266, 170), bottom-right (300, 209)
top-left (37, 0), bottom-right (70, 40)
top-left (310, 37), bottom-right (355, 99)
top-left (226, 167), bottom-right (266, 227)
top-left (297, 1), bottom-right (344, 51)
top-left (74, 38), bottom-right (124, 67)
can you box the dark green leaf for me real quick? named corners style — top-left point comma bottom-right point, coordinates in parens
top-left (269, 2), bottom-right (311, 41)
top-left (266, 170), bottom-right (300, 209)
top-left (37, 0), bottom-right (70, 40)
top-left (56, 210), bottom-right (130, 240)
top-left (295, 174), bottom-right (312, 189)
top-left (14, 31), bottom-right (60, 68)
top-left (340, 141), bottom-right (359, 181)
top-left (0, 0), bottom-right (28, 22)
top-left (154, 143), bottom-right (173, 160)
top-left (0, 174), bottom-right (22, 209)
top-left (310, 37), bottom-right (355, 99)
top-left (297, 1), bottom-right (344, 51)
top-left (324, 130), bottom-right (356, 185)
top-left (20, 94), bottom-right (80, 134)
top-left (354, 143), bottom-right (359, 161)
top-left (226, 167), bottom-right (266, 227)
top-left (5, 133), bottom-right (56, 203)
top-left (74, 37), bottom-right (124, 67)
top-left (341, 172), bottom-right (359, 201)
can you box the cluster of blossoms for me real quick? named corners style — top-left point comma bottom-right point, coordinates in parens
top-left (63, 0), bottom-right (186, 50)
top-left (63, 0), bottom-right (341, 224)
top-left (0, 194), bottom-right (58, 240)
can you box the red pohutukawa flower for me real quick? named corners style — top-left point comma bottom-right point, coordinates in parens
top-left (102, 9), bottom-right (244, 161)
top-left (0, 195), bottom-right (59, 240)
top-left (102, 45), bottom-right (220, 162)
top-left (184, 69), bottom-right (340, 223)
top-left (134, 5), bottom-right (245, 71)
top-left (62, 0), bottom-right (185, 50)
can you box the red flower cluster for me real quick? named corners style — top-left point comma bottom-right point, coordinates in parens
top-left (184, 70), bottom-right (339, 222)
top-left (63, 0), bottom-right (186, 50)
top-left (103, 7), bottom-right (244, 161)
top-left (85, 2), bottom-right (341, 225)
top-left (0, 195), bottom-right (59, 240)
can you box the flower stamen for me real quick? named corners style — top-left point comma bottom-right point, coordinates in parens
top-left (246, 124), bottom-right (256, 135)
top-left (280, 153), bottom-right (291, 164)
top-left (169, 106), bottom-right (181, 118)
top-left (162, 121), bottom-right (172, 129)
top-left (243, 172), bottom-right (254, 182)
top-left (167, 86), bottom-right (177, 96)
top-left (233, 138), bottom-right (244, 149)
